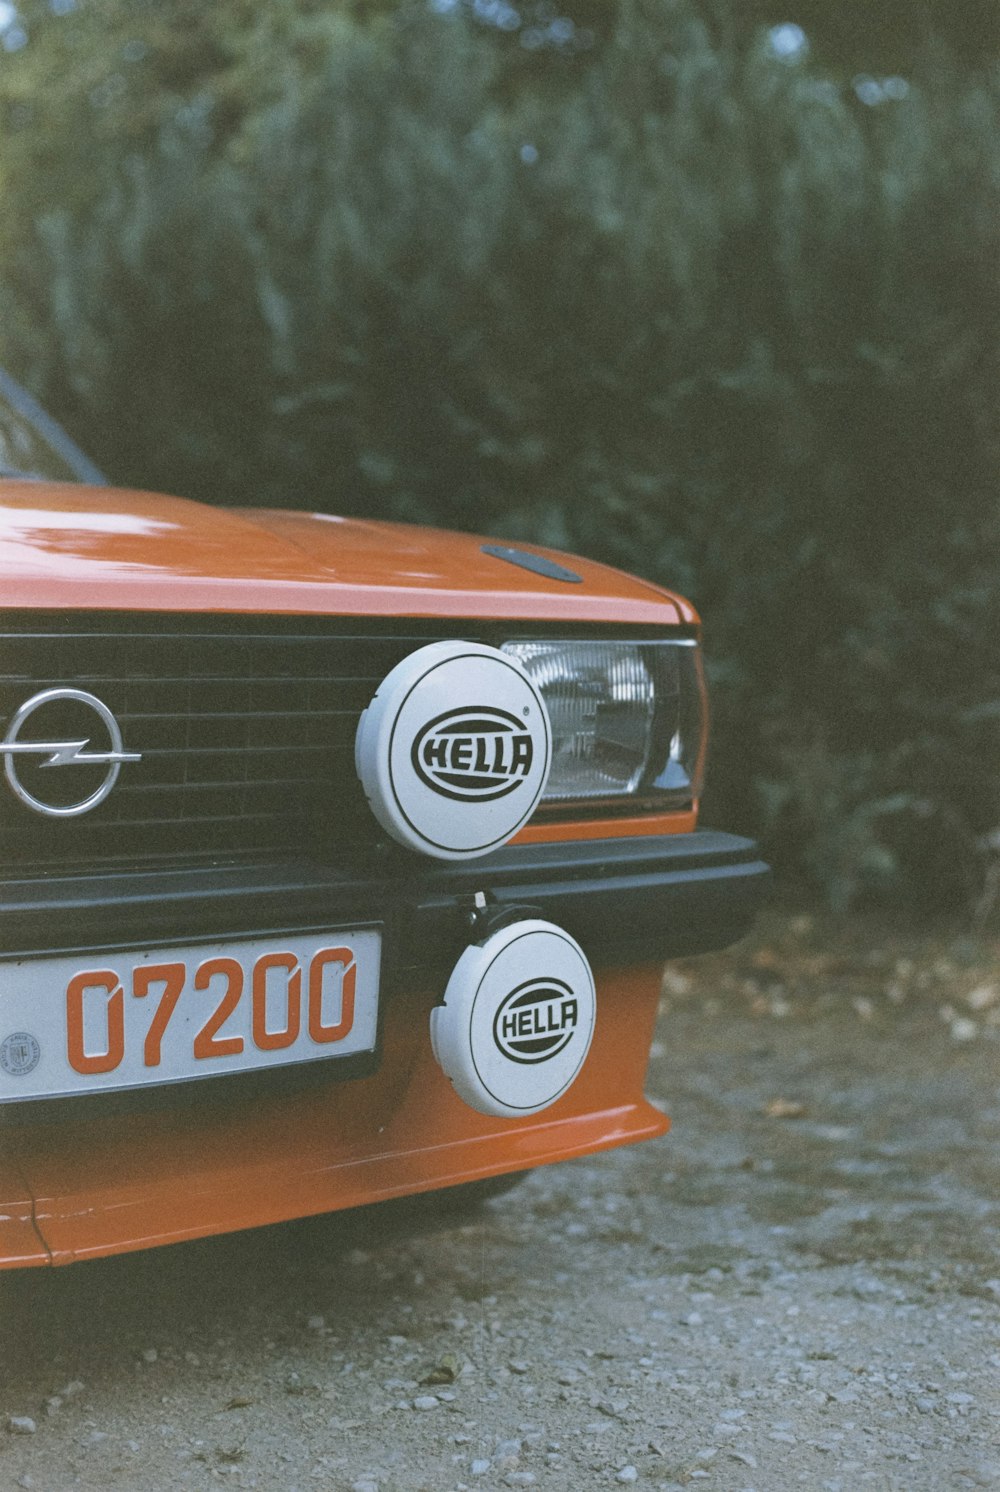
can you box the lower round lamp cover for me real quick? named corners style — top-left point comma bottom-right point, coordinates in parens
top-left (354, 641), bottom-right (552, 860)
top-left (430, 920), bottom-right (597, 1118)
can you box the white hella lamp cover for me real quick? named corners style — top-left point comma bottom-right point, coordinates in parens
top-left (430, 920), bottom-right (596, 1118)
top-left (355, 642), bottom-right (551, 860)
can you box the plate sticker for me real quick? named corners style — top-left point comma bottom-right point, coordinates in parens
top-left (0, 929), bottom-right (380, 1103)
top-left (0, 1032), bottom-right (41, 1077)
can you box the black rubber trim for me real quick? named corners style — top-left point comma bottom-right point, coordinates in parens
top-left (0, 831), bottom-right (766, 1118)
top-left (481, 544), bottom-right (583, 584)
top-left (0, 830), bottom-right (768, 969)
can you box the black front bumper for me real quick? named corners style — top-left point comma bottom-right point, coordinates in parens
top-left (1, 830), bottom-right (768, 971)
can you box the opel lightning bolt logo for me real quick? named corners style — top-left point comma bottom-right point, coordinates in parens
top-left (2, 689), bottom-right (141, 817)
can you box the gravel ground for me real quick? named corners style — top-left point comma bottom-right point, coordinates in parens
top-left (1, 912), bottom-right (998, 1492)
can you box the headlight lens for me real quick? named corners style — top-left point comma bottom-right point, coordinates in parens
top-left (501, 639), bottom-right (705, 809)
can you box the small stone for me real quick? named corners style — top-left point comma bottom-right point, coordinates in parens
top-left (17, 1475), bottom-right (34, 1489)
top-left (8, 1416), bottom-right (37, 1435)
top-left (961, 1463), bottom-right (1000, 1487)
top-left (495, 1439), bottom-right (522, 1459)
top-left (306, 1315), bottom-right (325, 1331)
top-left (420, 1354), bottom-right (460, 1386)
top-left (60, 1381), bottom-right (85, 1399)
top-left (730, 1450), bottom-right (758, 1468)
top-left (682, 1312), bottom-right (703, 1327)
top-left (141, 1348), bottom-right (158, 1364)
top-left (412, 1396), bottom-right (439, 1411)
top-left (44, 1396), bottom-right (63, 1416)
top-left (951, 1017), bottom-right (978, 1043)
top-left (616, 1470), bottom-right (639, 1484)
top-left (351, 1480), bottom-right (379, 1492)
top-left (763, 1097), bottom-right (807, 1119)
top-left (471, 1461), bottom-right (491, 1476)
top-left (508, 1360), bottom-right (530, 1375)
top-left (506, 1476), bottom-right (536, 1488)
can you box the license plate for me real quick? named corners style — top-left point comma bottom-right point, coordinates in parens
top-left (0, 929), bottom-right (381, 1102)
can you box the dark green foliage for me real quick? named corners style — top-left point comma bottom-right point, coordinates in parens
top-left (0, 0), bottom-right (997, 911)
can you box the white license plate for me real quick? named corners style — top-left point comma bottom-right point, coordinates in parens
top-left (0, 929), bottom-right (381, 1102)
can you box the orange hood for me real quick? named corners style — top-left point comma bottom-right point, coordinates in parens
top-left (0, 483), bottom-right (696, 626)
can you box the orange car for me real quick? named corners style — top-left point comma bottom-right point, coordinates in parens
top-left (0, 376), bottom-right (767, 1267)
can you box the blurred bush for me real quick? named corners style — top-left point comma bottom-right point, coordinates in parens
top-left (0, 0), bottom-right (997, 912)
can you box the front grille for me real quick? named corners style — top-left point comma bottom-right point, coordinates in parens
top-left (0, 614), bottom-right (467, 872)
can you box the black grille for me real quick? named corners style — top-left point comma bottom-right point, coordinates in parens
top-left (0, 614), bottom-right (467, 872)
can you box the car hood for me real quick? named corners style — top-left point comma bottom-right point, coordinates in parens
top-left (0, 483), bottom-right (695, 625)
top-left (0, 483), bottom-right (698, 623)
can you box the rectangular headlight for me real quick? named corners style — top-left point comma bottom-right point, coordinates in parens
top-left (501, 639), bottom-right (705, 809)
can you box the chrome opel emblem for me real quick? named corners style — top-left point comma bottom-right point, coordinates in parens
top-left (2, 689), bottom-right (141, 817)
